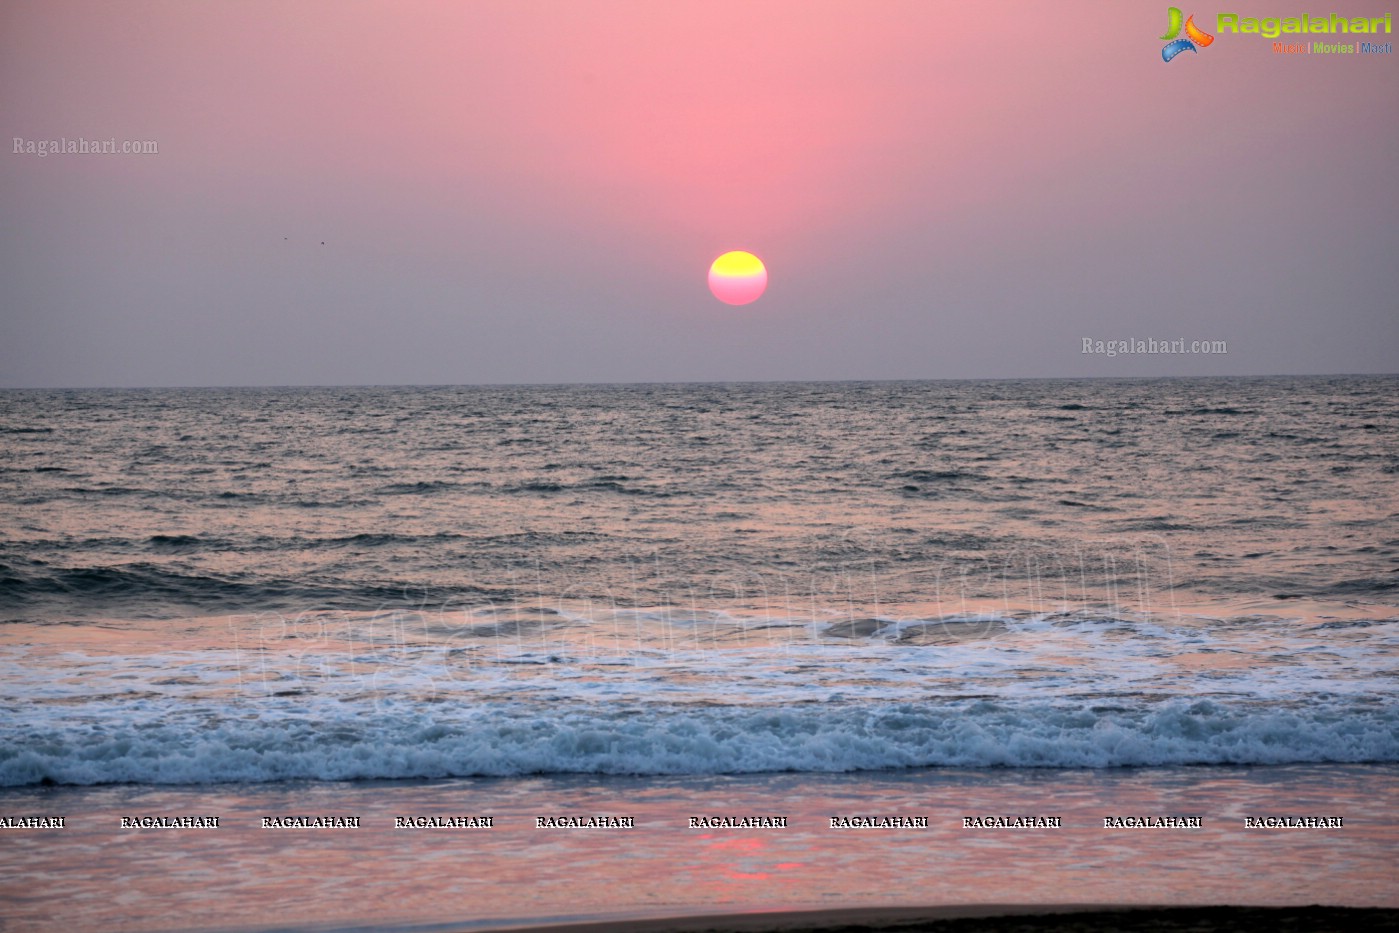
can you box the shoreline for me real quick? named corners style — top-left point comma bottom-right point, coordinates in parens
top-left (467, 904), bottom-right (1399, 933)
top-left (4, 766), bottom-right (1398, 932)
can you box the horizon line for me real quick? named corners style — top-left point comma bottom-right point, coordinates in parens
top-left (2, 371), bottom-right (1397, 392)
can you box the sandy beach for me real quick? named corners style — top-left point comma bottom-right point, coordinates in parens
top-left (4, 766), bottom-right (1397, 933)
top-left (478, 904), bottom-right (1399, 933)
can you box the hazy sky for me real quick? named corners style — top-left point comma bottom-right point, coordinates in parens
top-left (2, 0), bottom-right (1396, 387)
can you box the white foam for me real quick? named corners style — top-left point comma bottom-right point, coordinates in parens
top-left (3, 611), bottom-right (1396, 785)
top-left (3, 695), bottom-right (1397, 786)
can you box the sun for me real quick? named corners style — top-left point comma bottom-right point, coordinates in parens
top-left (708, 250), bottom-right (768, 306)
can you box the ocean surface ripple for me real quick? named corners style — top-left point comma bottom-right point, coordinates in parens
top-left (2, 377), bottom-right (1395, 784)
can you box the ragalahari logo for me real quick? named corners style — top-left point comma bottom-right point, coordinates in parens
top-left (1161, 7), bottom-right (1215, 60)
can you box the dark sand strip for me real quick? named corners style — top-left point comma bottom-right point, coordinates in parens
top-left (473, 904), bottom-right (1399, 933)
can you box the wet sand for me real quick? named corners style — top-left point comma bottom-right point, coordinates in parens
top-left (4, 767), bottom-right (1397, 933)
top-left (477, 904), bottom-right (1399, 933)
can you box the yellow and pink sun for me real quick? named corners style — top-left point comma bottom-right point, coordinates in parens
top-left (708, 250), bottom-right (768, 306)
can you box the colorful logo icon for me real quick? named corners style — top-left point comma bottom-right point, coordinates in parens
top-left (1161, 7), bottom-right (1215, 60)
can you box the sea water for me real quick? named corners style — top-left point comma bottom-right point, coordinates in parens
top-left (1, 378), bottom-right (1396, 931)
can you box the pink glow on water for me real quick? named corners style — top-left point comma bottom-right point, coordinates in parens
top-left (2, 767), bottom-right (1395, 932)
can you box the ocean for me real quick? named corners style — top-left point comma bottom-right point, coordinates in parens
top-left (1, 377), bottom-right (1396, 932)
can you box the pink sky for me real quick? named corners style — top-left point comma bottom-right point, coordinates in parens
top-left (2, 1), bottom-right (1395, 385)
